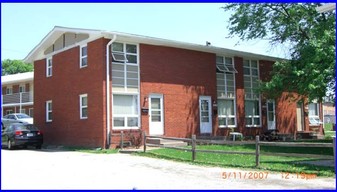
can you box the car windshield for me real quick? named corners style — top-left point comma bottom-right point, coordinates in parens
top-left (16, 114), bottom-right (31, 119)
top-left (15, 124), bottom-right (39, 131)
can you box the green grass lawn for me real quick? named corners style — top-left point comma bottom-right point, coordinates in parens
top-left (136, 144), bottom-right (335, 177)
top-left (64, 146), bottom-right (119, 154)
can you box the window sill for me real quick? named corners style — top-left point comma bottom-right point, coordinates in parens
top-left (112, 127), bottom-right (140, 130)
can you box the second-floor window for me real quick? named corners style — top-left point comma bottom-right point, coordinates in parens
top-left (80, 45), bottom-right (88, 68)
top-left (46, 57), bottom-right (52, 77)
top-left (6, 86), bottom-right (13, 95)
top-left (19, 85), bottom-right (25, 93)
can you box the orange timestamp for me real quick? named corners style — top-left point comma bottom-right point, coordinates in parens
top-left (281, 172), bottom-right (317, 180)
top-left (222, 171), bottom-right (269, 180)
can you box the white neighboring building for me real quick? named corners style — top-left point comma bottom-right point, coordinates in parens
top-left (1, 72), bottom-right (34, 117)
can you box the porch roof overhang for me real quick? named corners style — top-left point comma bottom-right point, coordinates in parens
top-left (24, 26), bottom-right (284, 63)
top-left (1, 72), bottom-right (34, 85)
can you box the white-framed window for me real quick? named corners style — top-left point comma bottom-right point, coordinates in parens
top-left (309, 102), bottom-right (321, 126)
top-left (80, 94), bottom-right (88, 119)
top-left (111, 42), bottom-right (140, 129)
top-left (46, 100), bottom-right (52, 122)
top-left (46, 57), bottom-right (53, 77)
top-left (243, 59), bottom-right (261, 127)
top-left (19, 84), bottom-right (25, 93)
top-left (6, 86), bottom-right (13, 95)
top-left (29, 108), bottom-right (34, 117)
top-left (20, 108), bottom-right (26, 114)
top-left (216, 56), bottom-right (237, 128)
top-left (111, 42), bottom-right (139, 92)
top-left (6, 110), bottom-right (13, 115)
top-left (80, 45), bottom-right (88, 68)
top-left (113, 94), bottom-right (139, 129)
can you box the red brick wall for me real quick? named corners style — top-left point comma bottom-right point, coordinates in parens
top-left (140, 44), bottom-right (217, 138)
top-left (34, 38), bottom-right (108, 148)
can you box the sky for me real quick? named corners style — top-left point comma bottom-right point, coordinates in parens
top-left (1, 3), bottom-right (290, 61)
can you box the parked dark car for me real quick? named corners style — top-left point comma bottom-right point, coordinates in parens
top-left (1, 123), bottom-right (43, 149)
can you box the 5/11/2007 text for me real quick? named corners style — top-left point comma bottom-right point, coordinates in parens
top-left (222, 172), bottom-right (269, 180)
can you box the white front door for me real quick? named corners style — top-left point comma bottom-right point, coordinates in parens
top-left (199, 96), bottom-right (212, 134)
top-left (149, 94), bottom-right (164, 135)
top-left (267, 100), bottom-right (276, 130)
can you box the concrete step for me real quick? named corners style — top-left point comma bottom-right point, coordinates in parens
top-left (146, 138), bottom-right (188, 147)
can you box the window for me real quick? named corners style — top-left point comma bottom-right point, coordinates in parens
top-left (218, 99), bottom-right (236, 127)
top-left (46, 57), bottom-right (52, 77)
top-left (20, 109), bottom-right (26, 114)
top-left (243, 59), bottom-right (261, 127)
top-left (216, 56), bottom-right (237, 128)
top-left (80, 94), bottom-right (88, 119)
top-left (46, 100), bottom-right (52, 122)
top-left (113, 94), bottom-right (139, 128)
top-left (6, 86), bottom-right (13, 95)
top-left (19, 85), bottom-right (25, 93)
top-left (216, 56), bottom-right (238, 73)
top-left (80, 45), bottom-right (88, 68)
top-left (111, 42), bottom-right (139, 92)
top-left (29, 108), bottom-right (34, 117)
top-left (6, 110), bottom-right (13, 115)
top-left (309, 102), bottom-right (321, 125)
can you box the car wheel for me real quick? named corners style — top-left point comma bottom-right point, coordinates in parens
top-left (36, 145), bottom-right (42, 149)
top-left (7, 140), bottom-right (12, 150)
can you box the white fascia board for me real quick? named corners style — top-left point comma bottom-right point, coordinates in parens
top-left (108, 31), bottom-right (284, 62)
top-left (1, 72), bottom-right (34, 85)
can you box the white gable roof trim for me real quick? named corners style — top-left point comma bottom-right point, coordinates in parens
top-left (24, 26), bottom-right (283, 63)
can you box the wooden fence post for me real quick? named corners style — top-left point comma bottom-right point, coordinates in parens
top-left (121, 131), bottom-right (124, 150)
top-left (255, 135), bottom-right (260, 167)
top-left (333, 137), bottom-right (336, 167)
top-left (192, 134), bottom-right (196, 161)
top-left (143, 131), bottom-right (147, 153)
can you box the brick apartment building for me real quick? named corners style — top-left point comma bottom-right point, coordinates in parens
top-left (1, 72), bottom-right (34, 117)
top-left (23, 26), bottom-right (323, 148)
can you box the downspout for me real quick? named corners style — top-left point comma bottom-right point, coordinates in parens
top-left (105, 34), bottom-right (117, 148)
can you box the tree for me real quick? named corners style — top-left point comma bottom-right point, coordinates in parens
top-left (223, 3), bottom-right (336, 102)
top-left (1, 59), bottom-right (33, 76)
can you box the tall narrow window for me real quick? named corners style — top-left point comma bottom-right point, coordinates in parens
top-left (46, 57), bottom-right (52, 77)
top-left (80, 94), bottom-right (88, 119)
top-left (216, 56), bottom-right (237, 127)
top-left (243, 59), bottom-right (261, 127)
top-left (309, 102), bottom-right (321, 125)
top-left (80, 45), bottom-right (88, 68)
top-left (111, 42), bottom-right (140, 129)
top-left (46, 100), bottom-right (52, 122)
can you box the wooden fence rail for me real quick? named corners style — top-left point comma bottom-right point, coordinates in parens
top-left (143, 133), bottom-right (336, 167)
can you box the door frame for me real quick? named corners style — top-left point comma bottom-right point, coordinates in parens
top-left (266, 100), bottom-right (276, 130)
top-left (149, 94), bottom-right (164, 135)
top-left (199, 96), bottom-right (212, 134)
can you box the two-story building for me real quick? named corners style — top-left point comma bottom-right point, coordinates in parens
top-left (1, 72), bottom-right (34, 117)
top-left (23, 26), bottom-right (323, 148)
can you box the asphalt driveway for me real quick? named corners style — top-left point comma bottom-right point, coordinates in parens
top-left (1, 149), bottom-right (335, 189)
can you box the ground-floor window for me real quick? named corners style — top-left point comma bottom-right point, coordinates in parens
top-left (46, 100), bottom-right (52, 122)
top-left (309, 102), bottom-right (321, 126)
top-left (29, 108), bottom-right (34, 117)
top-left (245, 100), bottom-right (261, 127)
top-left (113, 94), bottom-right (139, 128)
top-left (218, 99), bottom-right (236, 127)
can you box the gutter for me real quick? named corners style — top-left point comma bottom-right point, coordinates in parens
top-left (104, 33), bottom-right (117, 148)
